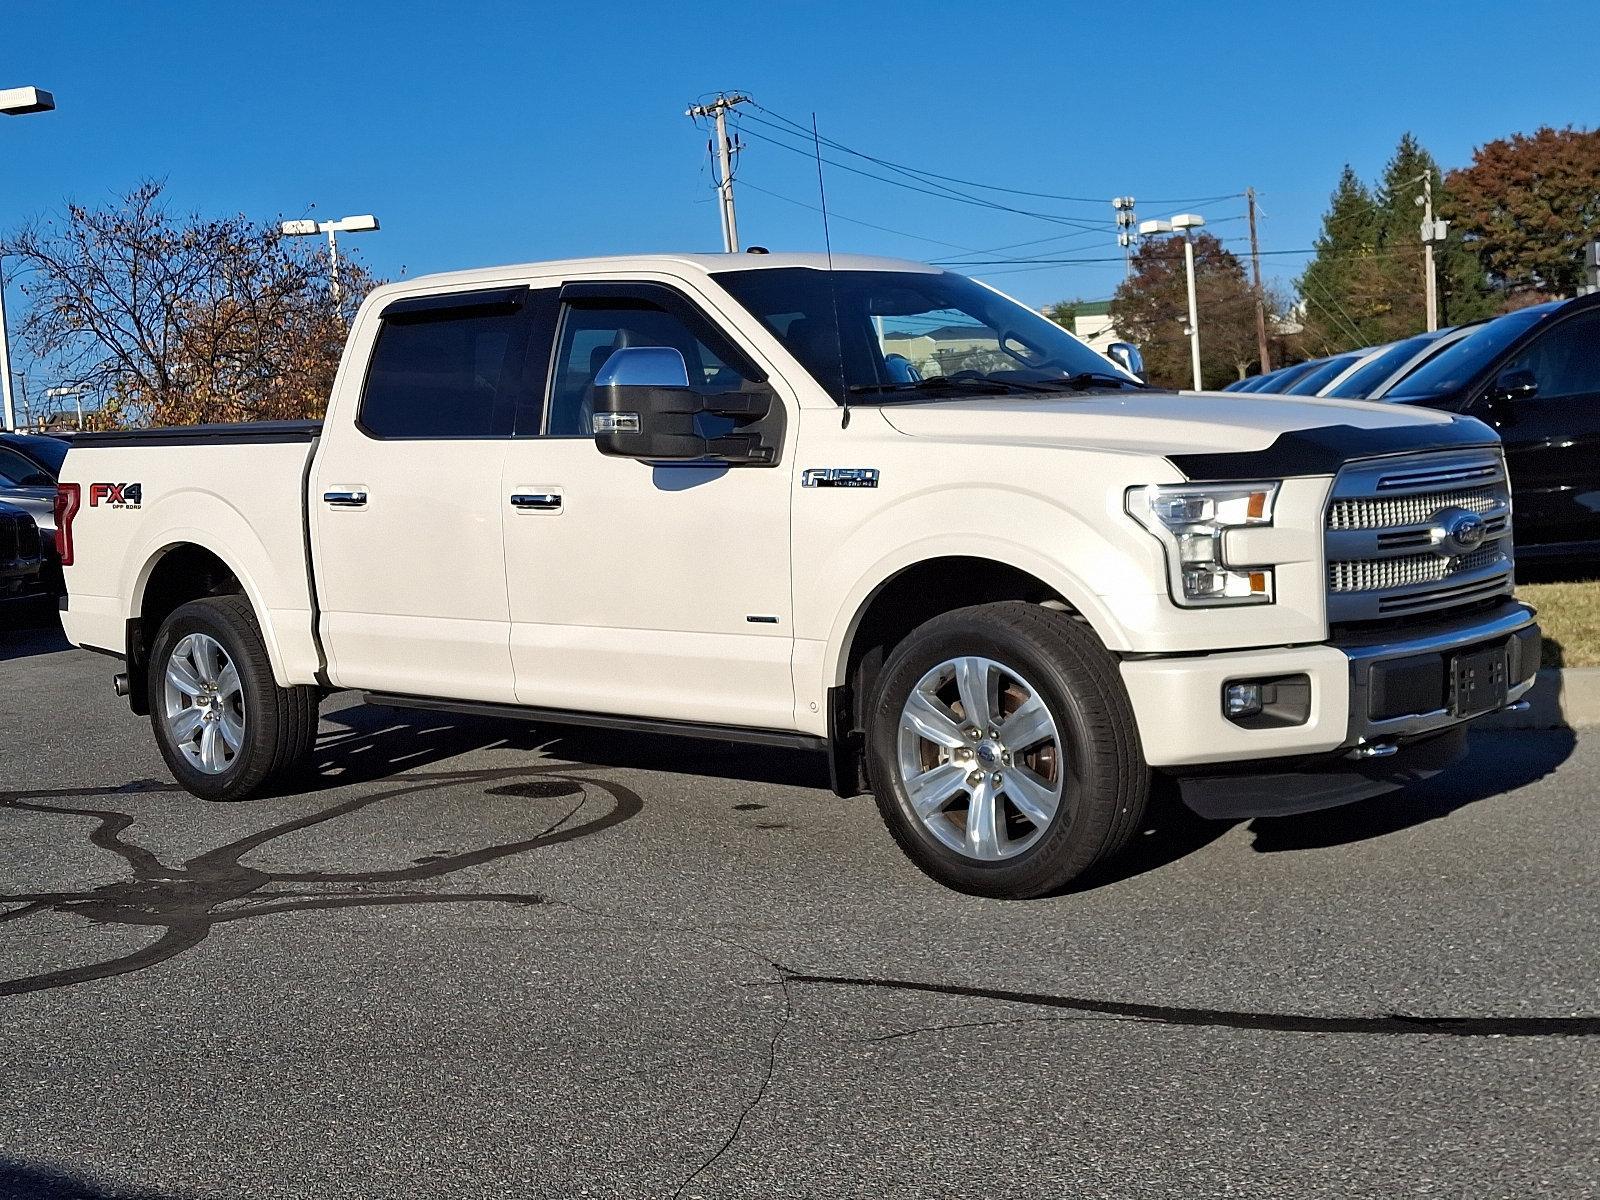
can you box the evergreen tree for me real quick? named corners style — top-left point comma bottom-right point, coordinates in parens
top-left (1373, 134), bottom-right (1493, 331)
top-left (1299, 137), bottom-right (1494, 354)
top-left (1297, 166), bottom-right (1385, 352)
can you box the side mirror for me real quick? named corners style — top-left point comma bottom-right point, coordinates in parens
top-left (1107, 341), bottom-right (1147, 382)
top-left (590, 346), bottom-right (783, 465)
top-left (1487, 367), bottom-right (1538, 405)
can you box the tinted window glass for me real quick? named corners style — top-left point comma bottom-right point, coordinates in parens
top-left (360, 300), bottom-right (530, 438)
top-left (1285, 354), bottom-right (1361, 395)
top-left (1325, 334), bottom-right (1442, 399)
top-left (1500, 310), bottom-right (1600, 398)
top-left (547, 301), bottom-right (756, 437)
top-left (0, 446), bottom-right (53, 486)
top-left (1385, 306), bottom-right (1555, 400)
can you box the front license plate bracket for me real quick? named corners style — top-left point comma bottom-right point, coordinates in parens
top-left (1451, 643), bottom-right (1508, 718)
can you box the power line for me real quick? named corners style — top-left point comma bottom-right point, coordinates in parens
top-left (738, 180), bottom-right (983, 252)
top-left (746, 103), bottom-right (1244, 208)
top-left (732, 120), bottom-right (1110, 231)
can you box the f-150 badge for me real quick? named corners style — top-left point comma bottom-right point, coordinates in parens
top-left (802, 468), bottom-right (879, 489)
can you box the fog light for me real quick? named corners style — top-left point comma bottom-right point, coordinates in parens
top-left (1223, 683), bottom-right (1264, 719)
top-left (1221, 674), bottom-right (1313, 729)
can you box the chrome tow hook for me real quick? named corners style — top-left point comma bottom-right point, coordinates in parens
top-left (1347, 741), bottom-right (1399, 760)
top-left (1499, 700), bottom-right (1531, 714)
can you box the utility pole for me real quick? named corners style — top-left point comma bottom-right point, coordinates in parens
top-left (1421, 173), bottom-right (1438, 331)
top-left (686, 93), bottom-right (750, 252)
top-left (1246, 188), bottom-right (1271, 373)
top-left (1113, 196), bottom-right (1137, 278)
top-left (1416, 173), bottom-right (1449, 332)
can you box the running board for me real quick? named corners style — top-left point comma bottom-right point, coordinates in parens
top-left (361, 692), bottom-right (828, 753)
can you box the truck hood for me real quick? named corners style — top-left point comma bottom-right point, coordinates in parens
top-left (878, 389), bottom-right (1457, 459)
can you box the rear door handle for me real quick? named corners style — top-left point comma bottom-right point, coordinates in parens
top-left (323, 489), bottom-right (368, 508)
top-left (511, 491), bottom-right (563, 512)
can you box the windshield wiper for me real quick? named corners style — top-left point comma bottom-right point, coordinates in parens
top-left (1034, 371), bottom-right (1152, 392)
top-left (847, 376), bottom-right (1064, 398)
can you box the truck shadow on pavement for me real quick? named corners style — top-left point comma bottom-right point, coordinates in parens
top-left (0, 606), bottom-right (71, 663)
top-left (0, 1159), bottom-right (186, 1200)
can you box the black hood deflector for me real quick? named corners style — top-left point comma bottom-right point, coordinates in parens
top-left (1167, 416), bottom-right (1498, 481)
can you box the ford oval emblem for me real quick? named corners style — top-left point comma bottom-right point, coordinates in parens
top-left (1430, 506), bottom-right (1487, 557)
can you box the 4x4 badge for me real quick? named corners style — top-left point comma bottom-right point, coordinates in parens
top-left (803, 468), bottom-right (879, 489)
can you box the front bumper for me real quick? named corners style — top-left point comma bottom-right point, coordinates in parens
top-left (1120, 599), bottom-right (1540, 815)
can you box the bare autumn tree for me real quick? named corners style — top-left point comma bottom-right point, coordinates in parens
top-left (1110, 232), bottom-right (1263, 389)
top-left (2, 181), bottom-right (381, 428)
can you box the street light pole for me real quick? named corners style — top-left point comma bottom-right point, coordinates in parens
top-left (1182, 228), bottom-right (1202, 390)
top-left (1, 85), bottom-right (57, 432)
top-left (281, 214), bottom-right (380, 316)
top-left (1142, 213), bottom-right (1207, 390)
top-left (0, 257), bottom-right (15, 433)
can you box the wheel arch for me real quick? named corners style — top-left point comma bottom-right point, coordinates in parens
top-left (823, 548), bottom-right (1119, 796)
top-left (124, 539), bottom-right (279, 714)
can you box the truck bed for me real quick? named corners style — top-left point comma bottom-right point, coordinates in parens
top-left (59, 420), bottom-right (327, 689)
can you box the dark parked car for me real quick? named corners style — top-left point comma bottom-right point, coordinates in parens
top-left (0, 500), bottom-right (45, 605)
top-left (0, 432), bottom-right (69, 590)
top-left (1381, 294), bottom-right (1600, 565)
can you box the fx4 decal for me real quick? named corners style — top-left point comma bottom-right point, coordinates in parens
top-left (802, 468), bottom-right (879, 489)
top-left (89, 483), bottom-right (143, 509)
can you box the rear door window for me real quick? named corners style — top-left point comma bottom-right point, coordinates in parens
top-left (359, 290), bottom-right (541, 439)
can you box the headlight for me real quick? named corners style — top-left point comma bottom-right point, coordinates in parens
top-left (1126, 482), bottom-right (1281, 607)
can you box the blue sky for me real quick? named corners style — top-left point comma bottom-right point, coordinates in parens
top-left (2, 0), bottom-right (1595, 385)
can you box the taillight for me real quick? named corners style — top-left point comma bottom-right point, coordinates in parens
top-left (53, 483), bottom-right (80, 567)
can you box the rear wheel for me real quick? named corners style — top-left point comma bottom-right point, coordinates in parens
top-left (865, 602), bottom-right (1149, 898)
top-left (147, 595), bottom-right (319, 801)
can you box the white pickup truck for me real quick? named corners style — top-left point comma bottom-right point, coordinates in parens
top-left (57, 252), bottom-right (1540, 897)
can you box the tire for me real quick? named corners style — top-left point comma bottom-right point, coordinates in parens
top-left (147, 595), bottom-right (320, 801)
top-left (865, 601), bottom-right (1149, 899)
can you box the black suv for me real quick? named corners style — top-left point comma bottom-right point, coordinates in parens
top-left (1381, 293), bottom-right (1600, 567)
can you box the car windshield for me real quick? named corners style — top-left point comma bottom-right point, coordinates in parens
top-left (1254, 360), bottom-right (1320, 393)
top-left (1324, 334), bottom-right (1444, 399)
top-left (713, 267), bottom-right (1141, 403)
top-left (1285, 354), bottom-right (1360, 395)
top-left (1384, 306), bottom-right (1556, 400)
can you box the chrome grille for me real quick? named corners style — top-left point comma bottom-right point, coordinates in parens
top-left (1329, 486), bottom-right (1502, 531)
top-left (1331, 544), bottom-right (1505, 592)
top-left (1325, 449), bottom-right (1514, 624)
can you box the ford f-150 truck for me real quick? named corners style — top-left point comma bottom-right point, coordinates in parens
top-left (56, 253), bottom-right (1541, 898)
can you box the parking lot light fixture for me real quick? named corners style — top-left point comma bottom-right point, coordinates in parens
top-left (0, 87), bottom-right (55, 116)
top-left (279, 214), bottom-right (381, 313)
top-left (1141, 213), bottom-right (1206, 390)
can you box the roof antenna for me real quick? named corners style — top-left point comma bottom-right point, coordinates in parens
top-left (811, 112), bottom-right (850, 429)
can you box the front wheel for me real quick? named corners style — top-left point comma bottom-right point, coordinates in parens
top-left (147, 595), bottom-right (320, 801)
top-left (865, 602), bottom-right (1149, 898)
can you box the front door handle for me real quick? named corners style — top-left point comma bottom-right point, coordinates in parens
top-left (323, 488), bottom-right (368, 508)
top-left (511, 491), bottom-right (563, 511)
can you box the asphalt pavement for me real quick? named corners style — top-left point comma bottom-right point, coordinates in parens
top-left (1, 607), bottom-right (1596, 1199)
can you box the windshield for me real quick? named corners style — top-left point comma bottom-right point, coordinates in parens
top-left (1384, 306), bottom-right (1556, 400)
top-left (0, 436), bottom-right (66, 479)
top-left (1254, 359), bottom-right (1321, 394)
top-left (1284, 354), bottom-right (1360, 395)
top-left (1325, 334), bottom-right (1443, 399)
top-left (713, 267), bottom-right (1137, 403)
